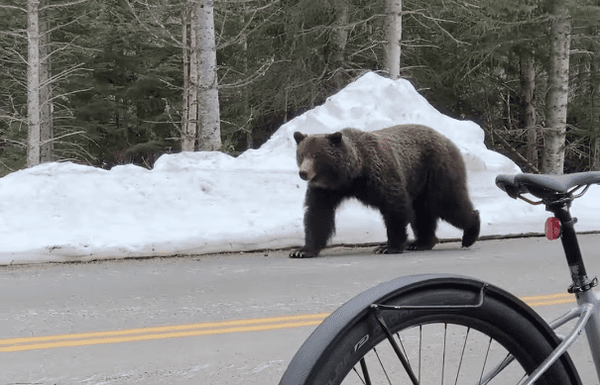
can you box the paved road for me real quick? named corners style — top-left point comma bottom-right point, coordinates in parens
top-left (2, 235), bottom-right (600, 384)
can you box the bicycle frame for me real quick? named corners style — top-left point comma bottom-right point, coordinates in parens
top-left (521, 294), bottom-right (600, 385)
top-left (516, 197), bottom-right (600, 385)
top-left (578, 290), bottom-right (600, 382)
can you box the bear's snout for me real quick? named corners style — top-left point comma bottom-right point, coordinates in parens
top-left (298, 158), bottom-right (315, 181)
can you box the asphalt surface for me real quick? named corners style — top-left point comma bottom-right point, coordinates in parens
top-left (2, 234), bottom-right (600, 384)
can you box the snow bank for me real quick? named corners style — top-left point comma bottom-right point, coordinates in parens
top-left (0, 72), bottom-right (598, 265)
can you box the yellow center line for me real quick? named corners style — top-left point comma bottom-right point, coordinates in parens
top-left (521, 292), bottom-right (575, 307)
top-left (0, 293), bottom-right (576, 353)
top-left (0, 313), bottom-right (328, 353)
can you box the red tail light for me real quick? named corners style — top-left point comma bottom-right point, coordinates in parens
top-left (545, 217), bottom-right (561, 240)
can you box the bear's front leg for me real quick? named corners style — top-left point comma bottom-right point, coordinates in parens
top-left (290, 187), bottom-right (344, 258)
top-left (373, 211), bottom-right (408, 254)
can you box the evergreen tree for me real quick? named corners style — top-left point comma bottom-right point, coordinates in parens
top-left (3, 0), bottom-right (600, 174)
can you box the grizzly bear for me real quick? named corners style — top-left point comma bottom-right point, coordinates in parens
top-left (290, 124), bottom-right (480, 258)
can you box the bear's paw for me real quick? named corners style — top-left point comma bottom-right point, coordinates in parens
top-left (406, 241), bottom-right (436, 251)
top-left (289, 248), bottom-right (319, 258)
top-left (372, 245), bottom-right (404, 255)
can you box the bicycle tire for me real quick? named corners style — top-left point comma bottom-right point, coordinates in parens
top-left (279, 274), bottom-right (581, 385)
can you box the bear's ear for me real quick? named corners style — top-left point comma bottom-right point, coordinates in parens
top-left (327, 132), bottom-right (343, 147)
top-left (293, 132), bottom-right (306, 145)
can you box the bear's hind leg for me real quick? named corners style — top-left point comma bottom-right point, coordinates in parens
top-left (407, 196), bottom-right (438, 251)
top-left (433, 171), bottom-right (480, 248)
top-left (461, 210), bottom-right (480, 248)
top-left (440, 207), bottom-right (480, 248)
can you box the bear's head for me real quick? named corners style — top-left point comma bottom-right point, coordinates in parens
top-left (293, 131), bottom-right (360, 190)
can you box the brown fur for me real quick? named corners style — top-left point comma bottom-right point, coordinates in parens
top-left (290, 124), bottom-right (480, 258)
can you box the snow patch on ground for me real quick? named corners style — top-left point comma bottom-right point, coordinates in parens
top-left (1, 72), bottom-right (598, 265)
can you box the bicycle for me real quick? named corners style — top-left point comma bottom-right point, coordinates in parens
top-left (279, 171), bottom-right (600, 385)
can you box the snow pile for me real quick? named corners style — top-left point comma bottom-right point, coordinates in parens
top-left (1, 72), bottom-right (599, 265)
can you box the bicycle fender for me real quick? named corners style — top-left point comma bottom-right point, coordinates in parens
top-left (278, 273), bottom-right (581, 385)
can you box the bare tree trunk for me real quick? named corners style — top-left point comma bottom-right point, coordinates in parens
top-left (195, 0), bottom-right (221, 151)
top-left (520, 50), bottom-right (538, 171)
top-left (542, 0), bottom-right (571, 175)
top-left (331, 0), bottom-right (349, 89)
top-left (239, 4), bottom-right (252, 149)
top-left (181, 2), bottom-right (198, 152)
top-left (384, 0), bottom-right (401, 79)
top-left (181, 7), bottom-right (190, 150)
top-left (40, 0), bottom-right (53, 163)
top-left (27, 0), bottom-right (41, 167)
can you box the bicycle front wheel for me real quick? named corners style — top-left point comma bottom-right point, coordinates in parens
top-left (279, 274), bottom-right (581, 385)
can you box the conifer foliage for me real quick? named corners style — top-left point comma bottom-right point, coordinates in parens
top-left (1, 0), bottom-right (600, 175)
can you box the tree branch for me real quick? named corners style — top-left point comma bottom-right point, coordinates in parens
top-left (0, 138), bottom-right (27, 148)
top-left (0, 4), bottom-right (26, 12)
top-left (41, 130), bottom-right (86, 146)
top-left (41, 63), bottom-right (88, 88)
top-left (48, 87), bottom-right (93, 104)
top-left (488, 128), bottom-right (540, 174)
top-left (44, 13), bottom-right (88, 36)
top-left (125, 0), bottom-right (183, 49)
top-left (40, 0), bottom-right (89, 10)
top-left (220, 58), bottom-right (275, 89)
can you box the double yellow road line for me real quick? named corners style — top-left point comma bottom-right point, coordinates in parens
top-left (0, 312), bottom-right (329, 353)
top-left (0, 292), bottom-right (574, 353)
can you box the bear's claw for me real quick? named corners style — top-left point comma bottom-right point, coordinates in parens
top-left (372, 245), bottom-right (404, 254)
top-left (289, 249), bottom-right (318, 258)
top-left (406, 240), bottom-right (437, 251)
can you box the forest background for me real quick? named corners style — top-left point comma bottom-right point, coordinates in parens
top-left (1, 0), bottom-right (600, 177)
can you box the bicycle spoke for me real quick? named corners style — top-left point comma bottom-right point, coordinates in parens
top-left (396, 331), bottom-right (415, 380)
top-left (419, 325), bottom-right (423, 383)
top-left (478, 336), bottom-right (493, 385)
top-left (351, 367), bottom-right (366, 385)
top-left (478, 352), bottom-right (524, 385)
top-left (355, 357), bottom-right (371, 385)
top-left (517, 372), bottom-right (528, 385)
top-left (442, 323), bottom-right (447, 385)
top-left (373, 348), bottom-right (393, 385)
top-left (372, 305), bottom-right (420, 385)
top-left (454, 327), bottom-right (471, 385)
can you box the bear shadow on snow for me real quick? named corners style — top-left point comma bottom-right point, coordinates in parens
top-left (290, 124), bottom-right (480, 258)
